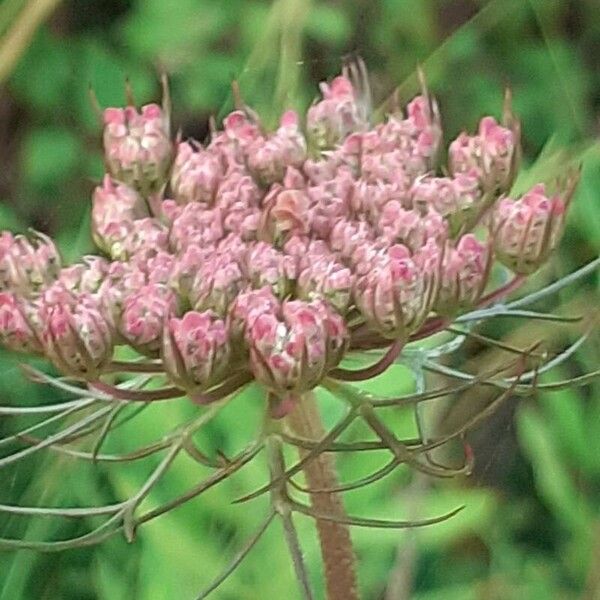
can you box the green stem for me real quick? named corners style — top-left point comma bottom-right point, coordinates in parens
top-left (287, 392), bottom-right (359, 600)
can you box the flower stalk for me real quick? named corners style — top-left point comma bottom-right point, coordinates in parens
top-left (286, 392), bottom-right (359, 600)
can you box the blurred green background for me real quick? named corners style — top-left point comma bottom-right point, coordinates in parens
top-left (0, 0), bottom-right (599, 598)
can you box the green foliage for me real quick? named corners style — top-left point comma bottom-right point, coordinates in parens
top-left (0, 1), bottom-right (599, 599)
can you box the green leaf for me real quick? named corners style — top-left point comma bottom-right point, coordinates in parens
top-left (305, 5), bottom-right (351, 45)
top-left (517, 405), bottom-right (592, 535)
top-left (22, 127), bottom-right (81, 188)
top-left (9, 30), bottom-right (72, 112)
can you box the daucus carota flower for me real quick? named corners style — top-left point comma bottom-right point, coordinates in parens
top-left (247, 110), bottom-right (307, 185)
top-left (103, 103), bottom-right (172, 194)
top-left (435, 234), bottom-right (490, 315)
top-left (247, 298), bottom-right (348, 411)
top-left (0, 232), bottom-right (61, 295)
top-left (118, 283), bottom-right (178, 356)
top-left (171, 141), bottom-right (222, 206)
top-left (493, 183), bottom-right (572, 274)
top-left (0, 66), bottom-right (579, 416)
top-left (40, 294), bottom-right (114, 378)
top-left (0, 292), bottom-right (42, 353)
top-left (0, 61), bottom-right (588, 598)
top-left (449, 115), bottom-right (519, 194)
top-left (307, 76), bottom-right (369, 150)
top-left (162, 310), bottom-right (232, 395)
top-left (355, 242), bottom-right (440, 339)
top-left (245, 241), bottom-right (296, 298)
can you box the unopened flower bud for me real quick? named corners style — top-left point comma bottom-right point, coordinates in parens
top-left (41, 294), bottom-right (114, 378)
top-left (229, 286), bottom-right (280, 345)
top-left (247, 298), bottom-right (348, 404)
top-left (92, 176), bottom-right (148, 248)
top-left (119, 283), bottom-right (178, 356)
top-left (449, 116), bottom-right (518, 194)
top-left (493, 183), bottom-right (570, 274)
top-left (297, 256), bottom-right (354, 314)
top-left (261, 188), bottom-right (311, 245)
top-left (0, 292), bottom-right (42, 353)
top-left (169, 204), bottom-right (224, 252)
top-left (329, 219), bottom-right (374, 265)
top-left (247, 111), bottom-right (307, 185)
top-left (245, 242), bottom-right (296, 298)
top-left (171, 141), bottom-right (222, 205)
top-left (435, 235), bottom-right (490, 315)
top-left (355, 242), bottom-right (440, 339)
top-left (103, 103), bottom-right (172, 194)
top-left (410, 172), bottom-right (483, 236)
top-left (307, 76), bottom-right (369, 150)
top-left (378, 203), bottom-right (447, 252)
top-left (58, 256), bottom-right (109, 294)
top-left (2, 232), bottom-right (61, 295)
top-left (162, 310), bottom-right (231, 394)
top-left (99, 218), bottom-right (169, 261)
top-left (189, 255), bottom-right (245, 317)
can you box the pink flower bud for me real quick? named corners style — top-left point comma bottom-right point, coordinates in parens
top-left (307, 75), bottom-right (368, 149)
top-left (58, 256), bottom-right (109, 294)
top-left (119, 283), bottom-right (178, 356)
top-left (355, 242), bottom-right (440, 339)
top-left (169, 204), bottom-right (224, 252)
top-left (223, 111), bottom-right (262, 148)
top-left (493, 184), bottom-right (568, 274)
top-left (247, 298), bottom-right (348, 400)
top-left (160, 199), bottom-right (182, 225)
top-left (98, 218), bottom-right (169, 261)
top-left (261, 188), bottom-right (311, 245)
top-left (103, 103), bottom-right (172, 194)
top-left (308, 173), bottom-right (353, 238)
top-left (41, 294), bottom-right (114, 378)
top-left (297, 256), bottom-right (354, 314)
top-left (378, 94), bottom-right (441, 169)
top-left (171, 141), bottom-right (222, 205)
top-left (0, 292), bottom-right (42, 353)
top-left (329, 219), bottom-right (374, 265)
top-left (449, 116), bottom-right (518, 193)
top-left (162, 310), bottom-right (231, 393)
top-left (352, 180), bottom-right (407, 221)
top-left (99, 260), bottom-right (148, 318)
top-left (245, 242), bottom-right (296, 298)
top-left (247, 111), bottom-right (307, 184)
top-left (188, 255), bottom-right (245, 316)
top-left (92, 176), bottom-right (148, 247)
top-left (378, 203), bottom-right (447, 252)
top-left (435, 235), bottom-right (491, 315)
top-left (170, 245), bottom-right (214, 299)
top-left (1, 232), bottom-right (61, 295)
top-left (229, 286), bottom-right (280, 345)
top-left (217, 172), bottom-right (262, 210)
top-left (123, 251), bottom-right (176, 288)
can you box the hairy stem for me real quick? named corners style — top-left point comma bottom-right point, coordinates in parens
top-left (287, 392), bottom-right (359, 600)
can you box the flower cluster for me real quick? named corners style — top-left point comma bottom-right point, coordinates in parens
top-left (0, 70), bottom-right (577, 416)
